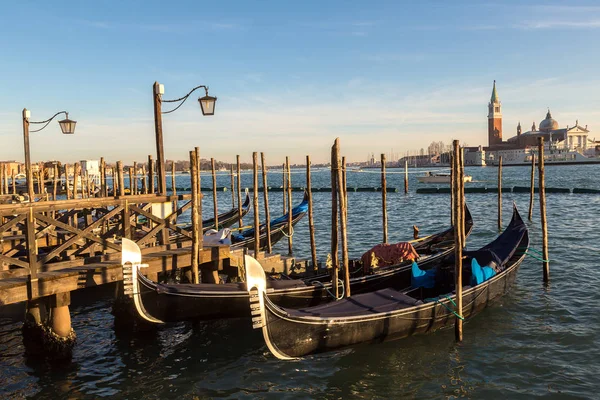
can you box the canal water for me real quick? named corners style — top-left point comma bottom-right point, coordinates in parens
top-left (1, 164), bottom-right (599, 399)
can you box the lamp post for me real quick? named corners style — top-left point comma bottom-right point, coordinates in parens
top-left (22, 109), bottom-right (76, 201)
top-left (152, 82), bottom-right (216, 195)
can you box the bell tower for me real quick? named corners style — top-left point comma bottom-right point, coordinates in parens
top-left (487, 80), bottom-right (502, 146)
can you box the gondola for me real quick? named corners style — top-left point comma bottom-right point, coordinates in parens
top-left (202, 192), bottom-right (251, 233)
top-left (230, 191), bottom-right (309, 250)
top-left (121, 206), bottom-right (473, 323)
top-left (247, 204), bottom-right (528, 359)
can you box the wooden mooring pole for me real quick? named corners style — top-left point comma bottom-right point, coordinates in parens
top-left (237, 155), bottom-right (242, 228)
top-left (334, 139), bottom-right (350, 297)
top-left (211, 158), bottom-right (219, 229)
top-left (252, 152), bottom-right (260, 258)
top-left (452, 139), bottom-right (464, 342)
top-left (306, 155), bottom-right (317, 271)
top-left (498, 155), bottom-right (503, 231)
top-left (330, 142), bottom-right (339, 298)
top-left (133, 162), bottom-right (138, 195)
top-left (190, 150), bottom-right (200, 284)
top-left (117, 161), bottom-right (124, 197)
top-left (148, 155), bottom-right (155, 194)
top-left (100, 157), bottom-right (106, 197)
top-left (261, 153), bottom-right (272, 254)
top-left (404, 159), bottom-right (409, 194)
top-left (381, 153), bottom-right (388, 243)
top-left (529, 153), bottom-right (535, 221)
top-left (286, 156), bottom-right (293, 255)
top-left (53, 165), bottom-right (58, 201)
top-left (11, 170), bottom-right (16, 195)
top-left (538, 137), bottom-right (550, 283)
top-left (282, 162), bottom-right (287, 214)
top-left (230, 165), bottom-right (235, 208)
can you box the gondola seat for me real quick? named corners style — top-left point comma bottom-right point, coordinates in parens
top-left (288, 288), bottom-right (423, 318)
top-left (155, 282), bottom-right (244, 294)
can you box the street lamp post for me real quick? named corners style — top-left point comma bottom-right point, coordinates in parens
top-left (152, 81), bottom-right (216, 195)
top-left (22, 109), bottom-right (76, 201)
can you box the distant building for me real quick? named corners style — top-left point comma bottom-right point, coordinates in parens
top-left (466, 81), bottom-right (596, 165)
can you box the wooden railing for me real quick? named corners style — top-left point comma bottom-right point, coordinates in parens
top-left (0, 194), bottom-right (192, 279)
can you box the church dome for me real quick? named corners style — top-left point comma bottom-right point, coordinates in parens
top-left (539, 110), bottom-right (559, 132)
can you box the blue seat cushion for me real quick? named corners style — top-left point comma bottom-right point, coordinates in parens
top-left (470, 258), bottom-right (496, 286)
top-left (411, 261), bottom-right (436, 289)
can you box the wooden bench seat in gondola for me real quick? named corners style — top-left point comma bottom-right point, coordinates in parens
top-left (156, 282), bottom-right (245, 294)
top-left (287, 288), bottom-right (423, 318)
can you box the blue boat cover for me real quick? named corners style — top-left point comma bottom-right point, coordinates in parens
top-left (470, 257), bottom-right (496, 286)
top-left (411, 262), bottom-right (436, 288)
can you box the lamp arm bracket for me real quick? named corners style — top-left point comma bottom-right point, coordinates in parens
top-left (29, 111), bottom-right (69, 132)
top-left (161, 85), bottom-right (209, 115)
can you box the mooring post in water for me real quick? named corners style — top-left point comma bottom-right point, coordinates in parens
top-left (141, 165), bottom-right (147, 194)
top-left (100, 157), bottom-right (106, 197)
top-left (237, 155), bottom-right (243, 228)
top-left (306, 155), bottom-right (318, 271)
top-left (261, 152), bottom-right (272, 253)
top-left (73, 163), bottom-right (81, 199)
top-left (538, 137), bottom-right (549, 283)
top-left (11, 170), bottom-right (16, 195)
top-left (230, 165), bottom-right (235, 208)
top-left (330, 142), bottom-right (339, 298)
top-left (194, 147), bottom-right (203, 238)
top-left (450, 155), bottom-right (454, 226)
top-left (282, 162), bottom-right (287, 214)
top-left (498, 155), bottom-right (503, 231)
top-left (211, 158), bottom-right (219, 229)
top-left (190, 150), bottom-right (200, 284)
top-left (128, 167), bottom-right (133, 196)
top-left (53, 164), bottom-right (58, 201)
top-left (452, 140), bottom-right (464, 342)
top-left (334, 139), bottom-right (350, 297)
top-left (404, 159), bottom-right (409, 194)
top-left (529, 153), bottom-right (535, 221)
top-left (459, 147), bottom-right (466, 245)
top-left (148, 155), bottom-right (155, 194)
top-left (342, 156), bottom-right (348, 223)
top-left (286, 156), bottom-right (293, 255)
top-left (133, 162), bottom-right (138, 195)
top-left (117, 161), bottom-right (125, 197)
top-left (253, 152), bottom-right (260, 258)
top-left (381, 153), bottom-right (388, 244)
top-left (171, 161), bottom-right (177, 222)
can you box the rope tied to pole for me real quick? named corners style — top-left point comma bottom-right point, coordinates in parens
top-left (281, 225), bottom-right (294, 238)
top-left (426, 294), bottom-right (465, 321)
top-left (312, 279), bottom-right (345, 300)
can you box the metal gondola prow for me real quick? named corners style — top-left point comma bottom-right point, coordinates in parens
top-left (244, 255), bottom-right (296, 360)
top-left (121, 238), bottom-right (165, 324)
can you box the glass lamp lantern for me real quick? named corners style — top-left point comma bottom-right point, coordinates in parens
top-left (198, 95), bottom-right (217, 116)
top-left (58, 114), bottom-right (77, 134)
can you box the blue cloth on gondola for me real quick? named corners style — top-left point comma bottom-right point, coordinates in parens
top-left (234, 197), bottom-right (309, 239)
top-left (411, 261), bottom-right (436, 288)
top-left (470, 257), bottom-right (496, 286)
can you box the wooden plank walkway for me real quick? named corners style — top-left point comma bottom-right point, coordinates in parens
top-left (0, 244), bottom-right (229, 306)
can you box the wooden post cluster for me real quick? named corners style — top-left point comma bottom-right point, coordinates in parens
top-left (306, 155), bottom-right (318, 270)
top-left (452, 140), bottom-right (465, 342)
top-left (381, 153), bottom-right (388, 244)
top-left (211, 158), bottom-right (218, 229)
top-left (498, 155), bottom-right (503, 231)
top-left (261, 153), bottom-right (272, 253)
top-left (286, 156), bottom-right (293, 255)
top-left (528, 153), bottom-right (535, 221)
top-left (252, 152), bottom-right (260, 258)
top-left (538, 137), bottom-right (550, 283)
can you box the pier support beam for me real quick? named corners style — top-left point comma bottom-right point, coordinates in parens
top-left (22, 292), bottom-right (76, 360)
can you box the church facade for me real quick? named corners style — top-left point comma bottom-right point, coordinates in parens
top-left (466, 81), bottom-right (598, 165)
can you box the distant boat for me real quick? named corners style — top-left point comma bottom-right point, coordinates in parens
top-left (417, 172), bottom-right (472, 184)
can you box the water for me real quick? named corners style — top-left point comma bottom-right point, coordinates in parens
top-left (2, 164), bottom-right (599, 399)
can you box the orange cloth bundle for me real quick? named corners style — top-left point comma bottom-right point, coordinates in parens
top-left (361, 242), bottom-right (419, 274)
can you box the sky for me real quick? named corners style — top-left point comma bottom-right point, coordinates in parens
top-left (1, 1), bottom-right (600, 164)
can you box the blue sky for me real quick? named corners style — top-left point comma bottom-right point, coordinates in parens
top-left (1, 1), bottom-right (600, 164)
